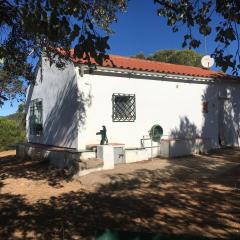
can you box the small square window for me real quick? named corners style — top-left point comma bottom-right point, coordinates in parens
top-left (29, 99), bottom-right (43, 135)
top-left (112, 93), bottom-right (136, 122)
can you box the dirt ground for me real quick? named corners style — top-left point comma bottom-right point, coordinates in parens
top-left (0, 149), bottom-right (240, 239)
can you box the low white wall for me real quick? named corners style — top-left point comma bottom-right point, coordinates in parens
top-left (80, 151), bottom-right (96, 160)
top-left (125, 148), bottom-right (148, 163)
top-left (16, 143), bottom-right (79, 168)
top-left (159, 138), bottom-right (212, 158)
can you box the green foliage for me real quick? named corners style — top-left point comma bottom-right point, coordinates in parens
top-left (133, 49), bottom-right (203, 67)
top-left (155, 0), bottom-right (240, 74)
top-left (0, 68), bottom-right (26, 106)
top-left (17, 103), bottom-right (25, 113)
top-left (7, 111), bottom-right (26, 129)
top-left (0, 117), bottom-right (25, 151)
top-left (1, 0), bottom-right (240, 109)
top-left (132, 52), bottom-right (145, 59)
top-left (0, 0), bottom-right (127, 105)
top-left (148, 49), bottom-right (203, 67)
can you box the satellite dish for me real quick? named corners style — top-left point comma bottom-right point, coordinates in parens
top-left (201, 55), bottom-right (215, 69)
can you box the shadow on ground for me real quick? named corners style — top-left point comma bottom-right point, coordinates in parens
top-left (0, 149), bottom-right (240, 239)
top-left (0, 154), bottom-right (72, 187)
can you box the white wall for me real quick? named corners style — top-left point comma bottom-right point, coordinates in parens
top-left (77, 70), bottom-right (240, 150)
top-left (26, 58), bottom-right (79, 149)
top-left (27, 61), bottom-right (240, 152)
top-left (77, 71), bottom-right (208, 150)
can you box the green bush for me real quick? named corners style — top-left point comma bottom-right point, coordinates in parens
top-left (0, 117), bottom-right (26, 151)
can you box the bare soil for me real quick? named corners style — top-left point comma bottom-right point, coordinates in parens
top-left (0, 148), bottom-right (240, 239)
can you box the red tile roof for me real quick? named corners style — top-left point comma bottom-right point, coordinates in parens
top-left (64, 49), bottom-right (239, 80)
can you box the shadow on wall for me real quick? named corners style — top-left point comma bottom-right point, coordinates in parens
top-left (171, 116), bottom-right (199, 139)
top-left (170, 116), bottom-right (199, 155)
top-left (169, 79), bottom-right (240, 153)
top-left (43, 73), bottom-right (92, 149)
top-left (202, 82), bottom-right (240, 149)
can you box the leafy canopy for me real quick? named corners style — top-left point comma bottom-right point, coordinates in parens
top-left (0, 0), bottom-right (127, 105)
top-left (1, 0), bottom-right (240, 107)
top-left (133, 49), bottom-right (203, 67)
top-left (148, 49), bottom-right (203, 67)
top-left (154, 0), bottom-right (240, 74)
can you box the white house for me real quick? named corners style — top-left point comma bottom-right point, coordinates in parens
top-left (23, 52), bottom-right (240, 166)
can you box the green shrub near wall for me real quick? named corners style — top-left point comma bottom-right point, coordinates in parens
top-left (0, 117), bottom-right (26, 151)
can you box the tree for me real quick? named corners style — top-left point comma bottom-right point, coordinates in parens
top-left (132, 52), bottom-right (145, 59)
top-left (0, 0), bottom-right (127, 105)
top-left (17, 103), bottom-right (25, 114)
top-left (133, 49), bottom-right (203, 67)
top-left (0, 118), bottom-right (25, 150)
top-left (154, 0), bottom-right (240, 74)
top-left (0, 68), bottom-right (27, 106)
top-left (1, 0), bottom-right (240, 107)
top-left (147, 49), bottom-right (203, 67)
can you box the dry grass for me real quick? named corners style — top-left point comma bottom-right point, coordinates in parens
top-left (0, 148), bottom-right (240, 239)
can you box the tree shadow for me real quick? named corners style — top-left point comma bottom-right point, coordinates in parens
top-left (43, 75), bottom-right (80, 148)
top-left (170, 116), bottom-right (199, 155)
top-left (0, 154), bottom-right (73, 187)
top-left (168, 78), bottom-right (240, 155)
top-left (28, 59), bottom-right (92, 149)
top-left (1, 150), bottom-right (239, 239)
top-left (171, 117), bottom-right (199, 139)
top-left (202, 80), bottom-right (240, 149)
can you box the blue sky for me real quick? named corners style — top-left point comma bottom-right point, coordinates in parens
top-left (0, 0), bottom-right (224, 116)
top-left (108, 0), bottom-right (217, 57)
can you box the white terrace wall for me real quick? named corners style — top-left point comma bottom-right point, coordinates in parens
top-left (77, 68), bottom-right (240, 150)
top-left (26, 58), bottom-right (79, 149)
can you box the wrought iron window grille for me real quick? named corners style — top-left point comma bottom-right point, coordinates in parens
top-left (29, 98), bottom-right (43, 136)
top-left (112, 93), bottom-right (136, 122)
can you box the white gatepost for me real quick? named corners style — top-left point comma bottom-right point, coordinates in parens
top-left (97, 145), bottom-right (115, 170)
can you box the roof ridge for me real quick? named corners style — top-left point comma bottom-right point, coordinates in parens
top-left (107, 53), bottom-right (216, 73)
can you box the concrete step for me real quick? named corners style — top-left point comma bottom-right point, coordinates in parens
top-left (79, 158), bottom-right (103, 170)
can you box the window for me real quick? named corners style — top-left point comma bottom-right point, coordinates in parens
top-left (112, 93), bottom-right (136, 122)
top-left (29, 99), bottom-right (43, 135)
top-left (202, 101), bottom-right (208, 113)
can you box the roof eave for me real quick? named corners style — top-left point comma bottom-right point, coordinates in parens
top-left (75, 64), bottom-right (239, 84)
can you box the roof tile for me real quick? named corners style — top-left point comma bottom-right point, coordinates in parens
top-left (67, 49), bottom-right (239, 80)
